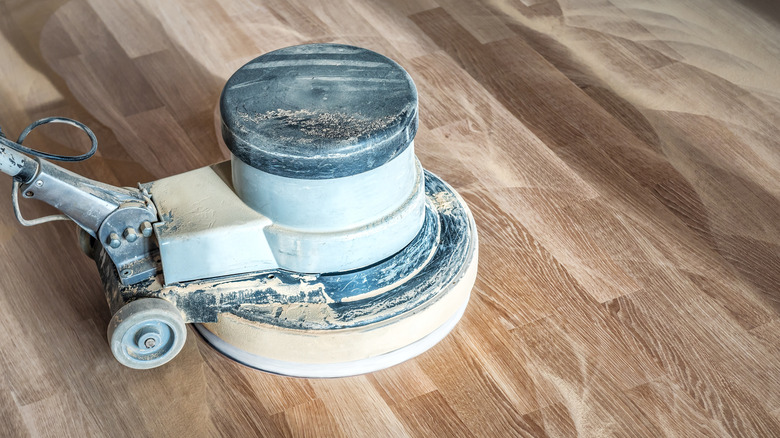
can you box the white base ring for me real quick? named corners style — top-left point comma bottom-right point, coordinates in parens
top-left (193, 296), bottom-right (468, 378)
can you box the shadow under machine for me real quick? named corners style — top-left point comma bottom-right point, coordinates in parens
top-left (0, 44), bottom-right (478, 377)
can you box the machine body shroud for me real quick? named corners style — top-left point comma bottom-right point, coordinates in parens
top-left (211, 43), bottom-right (427, 277)
top-left (96, 170), bottom-right (477, 376)
top-left (145, 153), bottom-right (426, 284)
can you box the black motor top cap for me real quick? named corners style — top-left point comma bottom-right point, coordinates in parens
top-left (220, 44), bottom-right (419, 180)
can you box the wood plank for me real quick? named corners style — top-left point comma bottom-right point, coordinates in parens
top-left (0, 0), bottom-right (778, 436)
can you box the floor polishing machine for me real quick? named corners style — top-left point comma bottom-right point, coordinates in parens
top-left (0, 44), bottom-right (478, 377)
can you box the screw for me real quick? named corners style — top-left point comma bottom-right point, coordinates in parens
top-left (144, 338), bottom-right (156, 349)
top-left (25, 191), bottom-right (33, 197)
top-left (140, 221), bottom-right (153, 238)
top-left (124, 227), bottom-right (138, 242)
top-left (109, 232), bottom-right (121, 248)
top-left (35, 180), bottom-right (43, 187)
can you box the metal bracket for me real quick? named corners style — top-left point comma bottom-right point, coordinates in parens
top-left (96, 194), bottom-right (160, 285)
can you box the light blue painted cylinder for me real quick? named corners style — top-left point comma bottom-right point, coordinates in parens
top-left (221, 44), bottom-right (427, 273)
top-left (231, 145), bottom-right (425, 273)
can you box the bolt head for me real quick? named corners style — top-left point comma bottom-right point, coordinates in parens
top-left (109, 232), bottom-right (121, 248)
top-left (144, 338), bottom-right (156, 349)
top-left (123, 227), bottom-right (138, 242)
top-left (140, 221), bottom-right (153, 238)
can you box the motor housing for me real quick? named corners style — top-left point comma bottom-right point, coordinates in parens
top-left (222, 44), bottom-right (425, 273)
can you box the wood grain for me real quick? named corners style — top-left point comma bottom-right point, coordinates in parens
top-left (1, 0), bottom-right (779, 436)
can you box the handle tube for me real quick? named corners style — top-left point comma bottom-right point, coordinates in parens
top-left (0, 138), bottom-right (38, 182)
top-left (19, 159), bottom-right (148, 235)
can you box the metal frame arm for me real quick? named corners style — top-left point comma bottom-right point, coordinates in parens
top-left (1, 119), bottom-right (141, 235)
top-left (2, 121), bottom-right (160, 285)
top-left (17, 159), bottom-right (148, 236)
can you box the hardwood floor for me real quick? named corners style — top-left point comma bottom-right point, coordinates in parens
top-left (0, 0), bottom-right (778, 436)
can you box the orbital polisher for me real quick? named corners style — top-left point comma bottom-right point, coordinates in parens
top-left (0, 44), bottom-right (478, 377)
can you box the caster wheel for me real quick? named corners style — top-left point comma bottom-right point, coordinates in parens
top-left (107, 298), bottom-right (186, 369)
top-left (77, 227), bottom-right (96, 257)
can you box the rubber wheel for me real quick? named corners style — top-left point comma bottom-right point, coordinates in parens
top-left (107, 298), bottom-right (186, 369)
